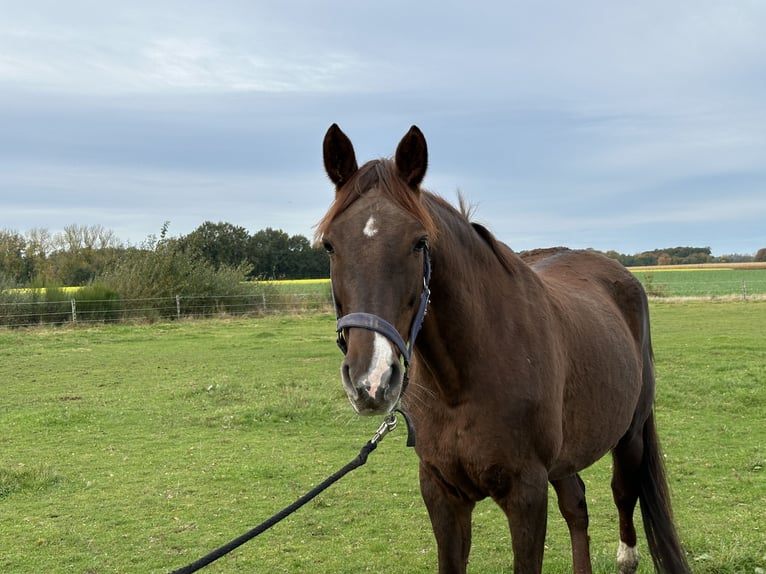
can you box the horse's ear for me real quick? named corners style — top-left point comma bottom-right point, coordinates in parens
top-left (395, 125), bottom-right (428, 189)
top-left (323, 124), bottom-right (358, 189)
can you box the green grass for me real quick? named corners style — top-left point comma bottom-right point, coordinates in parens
top-left (631, 268), bottom-right (766, 298)
top-left (0, 304), bottom-right (764, 573)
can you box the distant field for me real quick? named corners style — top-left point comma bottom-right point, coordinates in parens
top-left (629, 262), bottom-right (766, 271)
top-left (629, 267), bottom-right (766, 298)
top-left (258, 267), bottom-right (766, 300)
top-left (250, 278), bottom-right (330, 296)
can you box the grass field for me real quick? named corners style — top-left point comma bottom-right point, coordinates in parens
top-left (630, 267), bottom-right (766, 299)
top-left (1, 302), bottom-right (764, 573)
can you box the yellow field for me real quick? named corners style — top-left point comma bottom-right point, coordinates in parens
top-left (629, 262), bottom-right (766, 272)
top-left (259, 278), bottom-right (330, 285)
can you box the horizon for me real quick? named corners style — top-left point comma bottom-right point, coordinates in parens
top-left (3, 220), bottom-right (759, 260)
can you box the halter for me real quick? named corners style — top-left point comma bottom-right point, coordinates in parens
top-left (333, 245), bottom-right (432, 399)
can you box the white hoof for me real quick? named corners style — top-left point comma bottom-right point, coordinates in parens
top-left (617, 541), bottom-right (639, 574)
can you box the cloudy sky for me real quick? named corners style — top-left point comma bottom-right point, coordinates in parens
top-left (2, 1), bottom-right (765, 256)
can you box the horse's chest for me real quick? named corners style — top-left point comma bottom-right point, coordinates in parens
top-left (418, 426), bottom-right (516, 501)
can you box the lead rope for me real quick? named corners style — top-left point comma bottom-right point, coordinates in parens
top-left (169, 252), bottom-right (428, 573)
top-left (168, 413), bottom-right (412, 574)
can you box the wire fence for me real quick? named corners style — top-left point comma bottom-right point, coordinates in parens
top-left (0, 291), bottom-right (334, 328)
top-left (2, 269), bottom-right (765, 328)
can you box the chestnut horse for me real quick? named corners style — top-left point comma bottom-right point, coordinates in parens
top-left (317, 124), bottom-right (689, 574)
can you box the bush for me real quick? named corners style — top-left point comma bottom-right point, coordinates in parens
top-left (0, 279), bottom-right (70, 326)
top-left (640, 272), bottom-right (668, 298)
top-left (100, 238), bottom-right (252, 320)
top-left (28, 280), bottom-right (70, 325)
top-left (74, 284), bottom-right (122, 323)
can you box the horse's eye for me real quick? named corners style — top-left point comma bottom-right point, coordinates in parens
top-left (413, 237), bottom-right (429, 253)
top-left (323, 240), bottom-right (335, 255)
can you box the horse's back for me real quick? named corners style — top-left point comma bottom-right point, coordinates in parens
top-left (521, 247), bottom-right (648, 342)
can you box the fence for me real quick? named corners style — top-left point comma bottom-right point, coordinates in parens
top-left (0, 291), bottom-right (334, 328)
top-left (2, 269), bottom-right (765, 328)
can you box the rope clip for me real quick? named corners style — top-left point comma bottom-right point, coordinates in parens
top-left (370, 412), bottom-right (398, 445)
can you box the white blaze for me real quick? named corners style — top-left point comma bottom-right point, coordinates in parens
top-left (363, 215), bottom-right (378, 238)
top-left (364, 333), bottom-right (395, 398)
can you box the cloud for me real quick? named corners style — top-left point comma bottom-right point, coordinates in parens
top-left (1, 1), bottom-right (765, 257)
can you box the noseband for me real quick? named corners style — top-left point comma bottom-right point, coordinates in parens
top-left (333, 245), bottom-right (432, 398)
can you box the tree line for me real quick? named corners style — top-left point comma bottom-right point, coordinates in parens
top-left (1, 223), bottom-right (764, 290)
top-left (603, 246), bottom-right (765, 267)
top-left (0, 222), bottom-right (329, 287)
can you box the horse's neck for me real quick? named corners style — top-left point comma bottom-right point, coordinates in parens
top-left (412, 234), bottom-right (533, 402)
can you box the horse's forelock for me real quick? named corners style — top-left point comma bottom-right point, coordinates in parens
top-left (315, 159), bottom-right (437, 244)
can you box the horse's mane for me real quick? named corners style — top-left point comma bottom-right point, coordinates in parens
top-left (315, 159), bottom-right (437, 243)
top-left (427, 191), bottom-right (517, 276)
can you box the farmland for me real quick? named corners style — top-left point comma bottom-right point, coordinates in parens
top-left (629, 265), bottom-right (766, 299)
top-left (1, 300), bottom-right (764, 573)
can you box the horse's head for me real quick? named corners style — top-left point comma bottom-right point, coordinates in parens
top-left (317, 124), bottom-right (435, 415)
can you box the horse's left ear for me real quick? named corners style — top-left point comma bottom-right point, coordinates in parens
top-left (395, 125), bottom-right (428, 189)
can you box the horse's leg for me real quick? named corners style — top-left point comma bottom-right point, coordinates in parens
top-left (611, 432), bottom-right (643, 574)
top-left (497, 468), bottom-right (549, 574)
top-left (419, 462), bottom-right (475, 574)
top-left (552, 474), bottom-right (593, 574)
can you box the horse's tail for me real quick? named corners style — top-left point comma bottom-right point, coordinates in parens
top-left (638, 412), bottom-right (690, 574)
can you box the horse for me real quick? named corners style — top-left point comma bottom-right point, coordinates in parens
top-left (316, 124), bottom-right (690, 574)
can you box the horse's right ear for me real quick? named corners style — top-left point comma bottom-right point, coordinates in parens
top-left (323, 124), bottom-right (358, 189)
top-left (395, 125), bottom-right (428, 189)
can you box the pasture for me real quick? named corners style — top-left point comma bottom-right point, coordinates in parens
top-left (1, 302), bottom-right (764, 573)
top-left (629, 267), bottom-right (766, 299)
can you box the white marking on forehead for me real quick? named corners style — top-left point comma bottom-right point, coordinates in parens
top-left (364, 333), bottom-right (396, 398)
top-left (363, 215), bottom-right (378, 238)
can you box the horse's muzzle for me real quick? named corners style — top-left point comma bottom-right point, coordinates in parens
top-left (340, 332), bottom-right (403, 414)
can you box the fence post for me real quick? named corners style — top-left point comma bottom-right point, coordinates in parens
top-left (262, 293), bottom-right (267, 312)
top-left (742, 279), bottom-right (748, 301)
top-left (176, 294), bottom-right (181, 319)
top-left (71, 298), bottom-right (77, 323)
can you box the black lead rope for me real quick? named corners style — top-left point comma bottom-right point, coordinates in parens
top-left (168, 411), bottom-right (412, 574)
top-left (170, 248), bottom-right (427, 572)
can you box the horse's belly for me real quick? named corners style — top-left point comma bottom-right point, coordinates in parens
top-left (549, 369), bottom-right (643, 480)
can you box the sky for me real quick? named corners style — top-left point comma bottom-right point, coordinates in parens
top-left (1, 1), bottom-right (765, 256)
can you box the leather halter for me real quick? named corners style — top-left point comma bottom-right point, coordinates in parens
top-left (333, 245), bottom-right (432, 396)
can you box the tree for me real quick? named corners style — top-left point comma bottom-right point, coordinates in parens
top-left (24, 228), bottom-right (53, 282)
top-left (755, 248), bottom-right (766, 263)
top-left (0, 229), bottom-right (26, 284)
top-left (48, 224), bottom-right (123, 286)
top-left (250, 228), bottom-right (290, 279)
top-left (287, 234), bottom-right (329, 278)
top-left (179, 221), bottom-right (251, 270)
top-left (177, 224), bottom-right (329, 280)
